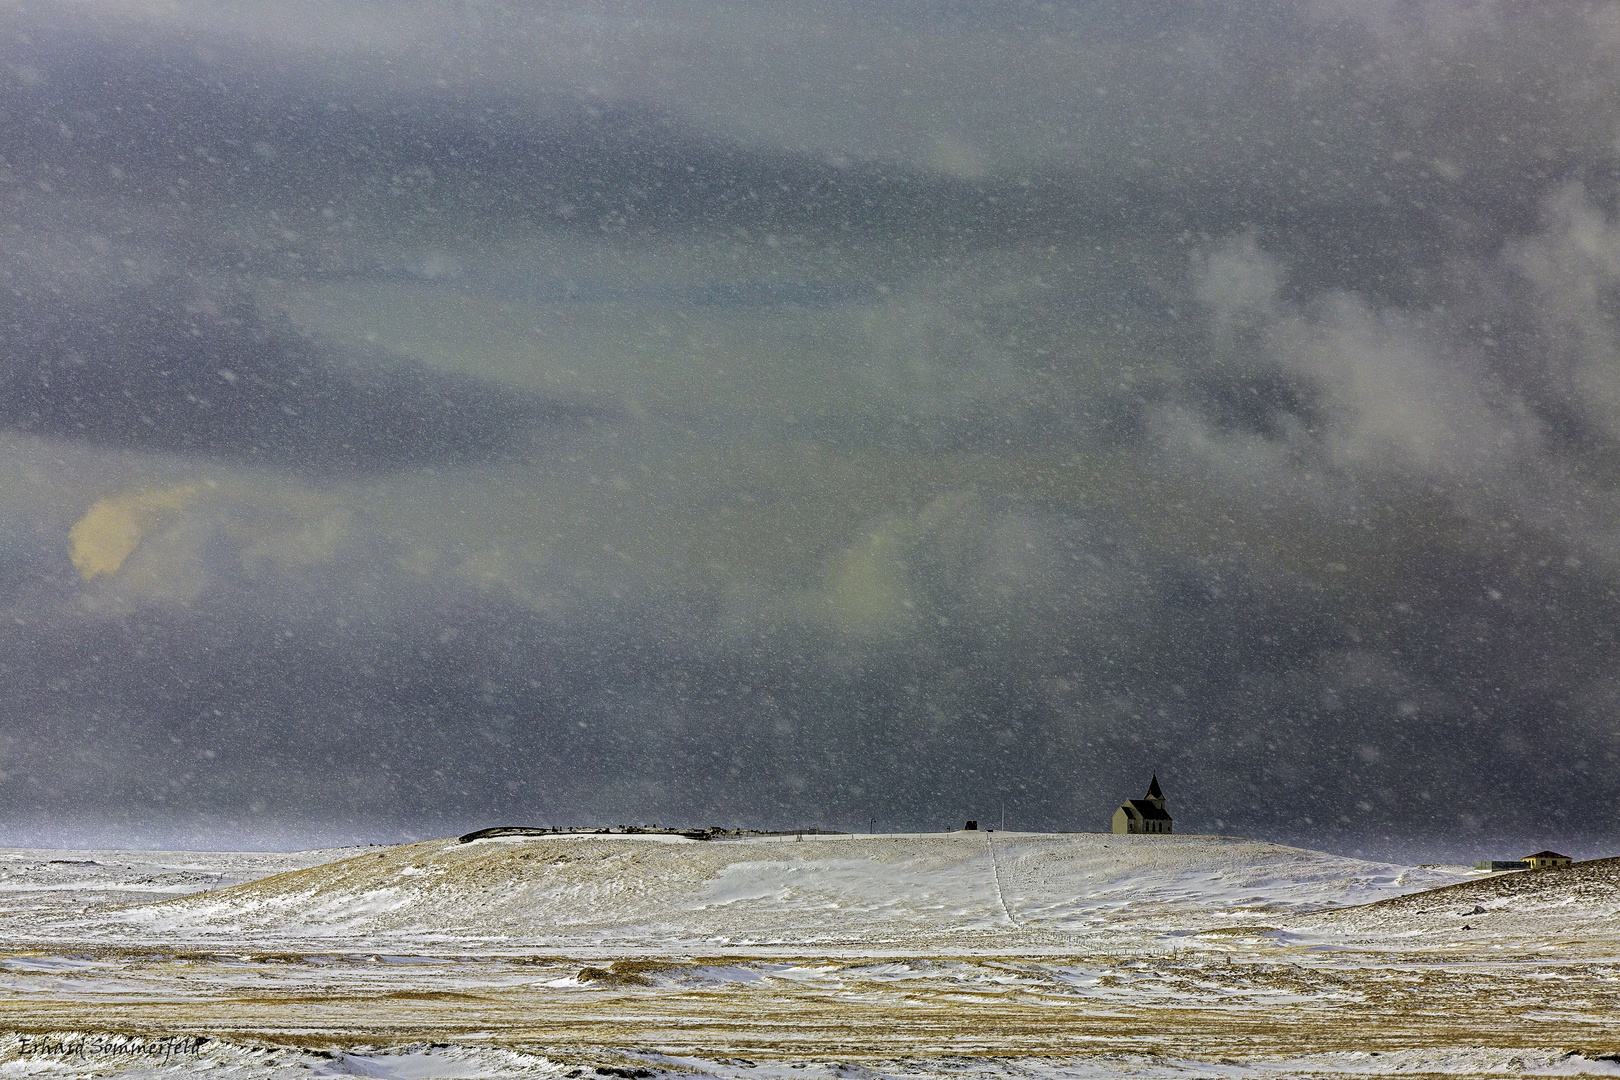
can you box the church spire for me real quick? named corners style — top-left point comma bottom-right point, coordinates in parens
top-left (1112, 772), bottom-right (1173, 835)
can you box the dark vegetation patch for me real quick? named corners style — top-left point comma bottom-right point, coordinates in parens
top-left (576, 960), bottom-right (680, 987)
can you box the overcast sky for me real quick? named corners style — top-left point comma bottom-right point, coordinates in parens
top-left (3, 1), bottom-right (1620, 860)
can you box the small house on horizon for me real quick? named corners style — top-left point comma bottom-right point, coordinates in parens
top-left (1473, 849), bottom-right (1574, 872)
top-left (1112, 774), bottom-right (1172, 834)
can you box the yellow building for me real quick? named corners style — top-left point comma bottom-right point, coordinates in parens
top-left (1520, 850), bottom-right (1573, 869)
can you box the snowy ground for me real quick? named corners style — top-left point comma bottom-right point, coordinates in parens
top-left (1, 833), bottom-right (1617, 1078)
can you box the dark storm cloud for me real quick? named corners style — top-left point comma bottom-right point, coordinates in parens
top-left (0, 15), bottom-right (1011, 255)
top-left (3, 1), bottom-right (1620, 861)
top-left (3, 481), bottom-right (1609, 858)
top-left (0, 276), bottom-right (602, 469)
top-left (0, 4), bottom-right (1586, 271)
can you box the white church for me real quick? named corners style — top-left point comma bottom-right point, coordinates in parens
top-left (1112, 774), bottom-right (1173, 834)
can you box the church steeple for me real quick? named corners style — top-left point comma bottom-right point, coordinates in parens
top-left (1111, 773), bottom-right (1173, 835)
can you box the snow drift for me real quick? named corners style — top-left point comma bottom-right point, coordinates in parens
top-left (96, 831), bottom-right (1472, 950)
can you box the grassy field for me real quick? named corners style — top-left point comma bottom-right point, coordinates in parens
top-left (1, 838), bottom-right (1617, 1076)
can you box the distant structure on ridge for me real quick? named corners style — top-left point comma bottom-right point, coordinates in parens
top-left (1475, 849), bottom-right (1573, 871)
top-left (1112, 774), bottom-right (1173, 834)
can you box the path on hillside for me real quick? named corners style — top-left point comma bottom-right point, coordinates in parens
top-left (985, 830), bottom-right (1020, 928)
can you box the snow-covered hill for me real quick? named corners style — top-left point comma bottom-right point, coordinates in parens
top-left (1298, 855), bottom-right (1620, 945)
top-left (65, 831), bottom-right (1476, 951)
top-left (4, 836), bottom-right (1619, 1079)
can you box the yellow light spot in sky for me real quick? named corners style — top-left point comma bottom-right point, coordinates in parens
top-left (69, 484), bottom-right (201, 580)
top-left (809, 521), bottom-right (912, 635)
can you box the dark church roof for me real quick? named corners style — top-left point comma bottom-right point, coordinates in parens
top-left (1123, 798), bottom-right (1172, 821)
top-left (1146, 773), bottom-right (1163, 799)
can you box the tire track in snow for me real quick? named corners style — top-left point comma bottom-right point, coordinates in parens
top-left (986, 830), bottom-right (1019, 928)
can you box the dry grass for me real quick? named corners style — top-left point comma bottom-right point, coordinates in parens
top-left (3, 949), bottom-right (1619, 1060)
top-left (5, 839), bottom-right (1618, 1069)
top-left (576, 960), bottom-right (679, 987)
